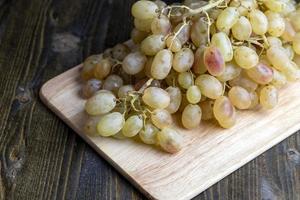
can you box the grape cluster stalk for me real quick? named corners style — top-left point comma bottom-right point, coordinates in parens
top-left (81, 0), bottom-right (300, 153)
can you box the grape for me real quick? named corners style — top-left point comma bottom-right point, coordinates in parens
top-left (103, 75), bottom-right (124, 93)
top-left (177, 72), bottom-right (194, 89)
top-left (192, 46), bottom-right (207, 75)
top-left (184, 0), bottom-right (207, 9)
top-left (151, 15), bottom-right (171, 35)
top-left (203, 46), bottom-right (225, 76)
top-left (157, 127), bottom-right (183, 153)
top-left (97, 112), bottom-right (125, 137)
top-left (182, 104), bottom-right (202, 129)
top-left (131, 28), bottom-right (148, 44)
top-left (265, 11), bottom-right (285, 37)
top-left (173, 48), bottom-right (194, 73)
top-left (151, 109), bottom-right (172, 129)
top-left (211, 32), bottom-right (233, 62)
top-left (246, 63), bottom-right (273, 85)
top-left (267, 36), bottom-right (283, 47)
top-left (195, 74), bottom-right (223, 99)
top-left (283, 61), bottom-right (300, 82)
top-left (229, 73), bottom-right (258, 92)
top-left (84, 116), bottom-right (102, 136)
top-left (154, 0), bottom-right (167, 10)
top-left (293, 33), bottom-right (300, 55)
top-left (165, 86), bottom-right (182, 114)
top-left (81, 54), bottom-right (102, 80)
top-left (173, 22), bottom-right (191, 45)
top-left (93, 58), bottom-right (112, 80)
top-left (142, 87), bottom-right (170, 109)
top-left (249, 91), bottom-right (259, 109)
top-left (134, 18), bottom-right (153, 32)
top-left (151, 49), bottom-right (173, 80)
top-left (216, 7), bottom-right (239, 32)
top-left (228, 86), bottom-right (252, 110)
top-left (217, 62), bottom-right (241, 82)
top-left (139, 122), bottom-right (159, 145)
top-left (199, 100), bottom-right (214, 120)
top-left (85, 90), bottom-right (116, 115)
top-left (131, 0), bottom-right (158, 20)
top-left (283, 44), bottom-right (295, 60)
top-left (166, 36), bottom-right (182, 53)
top-left (82, 79), bottom-right (102, 99)
top-left (118, 85), bottom-right (135, 98)
top-left (230, 0), bottom-right (257, 16)
top-left (122, 115), bottom-right (143, 137)
top-left (266, 46), bottom-right (293, 72)
top-left (122, 51), bottom-right (147, 75)
top-left (112, 44), bottom-right (130, 61)
top-left (191, 17), bottom-right (209, 47)
top-left (249, 9), bottom-right (268, 35)
top-left (141, 34), bottom-right (166, 56)
top-left (232, 16), bottom-right (252, 41)
top-left (260, 85), bottom-right (278, 109)
top-left (289, 11), bottom-right (300, 31)
top-left (213, 96), bottom-right (236, 128)
top-left (271, 69), bottom-right (287, 88)
top-left (281, 19), bottom-right (296, 42)
top-left (186, 85), bottom-right (202, 104)
top-left (263, 0), bottom-right (286, 12)
top-left (234, 46), bottom-right (259, 69)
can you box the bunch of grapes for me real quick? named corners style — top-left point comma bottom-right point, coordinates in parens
top-left (81, 0), bottom-right (300, 153)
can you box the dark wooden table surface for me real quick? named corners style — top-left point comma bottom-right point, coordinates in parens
top-left (0, 0), bottom-right (299, 199)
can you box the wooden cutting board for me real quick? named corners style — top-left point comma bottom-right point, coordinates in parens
top-left (40, 64), bottom-right (300, 200)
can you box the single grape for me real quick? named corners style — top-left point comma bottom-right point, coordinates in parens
top-left (82, 79), bottom-right (102, 99)
top-left (191, 17), bottom-right (209, 47)
top-left (192, 46), bottom-right (207, 75)
top-left (182, 104), bottom-right (202, 129)
top-left (134, 18), bottom-right (153, 32)
top-left (199, 100), bottom-right (214, 120)
top-left (216, 7), bottom-right (239, 32)
top-left (266, 46), bottom-right (294, 72)
top-left (234, 46), bottom-right (259, 69)
top-left (260, 85), bottom-right (278, 109)
top-left (151, 109), bottom-right (172, 129)
top-left (151, 15), bottom-right (171, 35)
top-left (271, 68), bottom-right (287, 88)
top-left (263, 0), bottom-right (286, 12)
top-left (165, 86), bottom-right (182, 114)
top-left (265, 11), bottom-right (285, 37)
top-left (173, 22), bottom-right (191, 45)
top-left (122, 115), bottom-right (143, 137)
top-left (97, 112), bottom-right (125, 137)
top-left (142, 87), bottom-right (170, 109)
top-left (131, 0), bottom-right (158, 20)
top-left (166, 36), bottom-right (182, 53)
top-left (211, 32), bottom-right (233, 62)
top-left (141, 34), bottom-right (166, 56)
top-left (230, 0), bottom-right (257, 16)
top-left (151, 49), bottom-right (173, 80)
top-left (177, 72), bottom-right (194, 90)
top-left (131, 28), bottom-right (148, 44)
top-left (195, 74), bottom-right (223, 99)
top-left (118, 85), bottom-right (135, 99)
top-left (213, 96), bottom-right (236, 128)
top-left (249, 9), bottom-right (268, 35)
top-left (228, 86), bottom-right (252, 110)
top-left (203, 46), bottom-right (226, 76)
top-left (157, 127), bottom-right (183, 153)
top-left (84, 116), bottom-right (102, 136)
top-left (122, 51), bottom-right (147, 75)
top-left (93, 58), bottom-right (112, 80)
top-left (232, 16), bottom-right (252, 41)
top-left (217, 62), bottom-right (241, 82)
top-left (103, 75), bottom-right (124, 93)
top-left (81, 54), bottom-right (102, 80)
top-left (186, 85), bottom-right (202, 104)
top-left (173, 48), bottom-right (194, 73)
top-left (246, 63), bottom-right (273, 85)
top-left (85, 90), bottom-right (116, 115)
top-left (112, 43), bottom-right (130, 61)
top-left (139, 122), bottom-right (159, 145)
top-left (281, 19), bottom-right (296, 42)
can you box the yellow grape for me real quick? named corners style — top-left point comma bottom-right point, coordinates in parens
top-left (142, 87), bottom-right (170, 109)
top-left (166, 36), bottom-right (182, 53)
top-left (93, 58), bottom-right (112, 80)
top-left (151, 49), bottom-right (173, 80)
top-left (192, 46), bottom-right (207, 75)
top-left (139, 122), bottom-right (159, 145)
top-left (182, 104), bottom-right (202, 129)
top-left (266, 46), bottom-right (293, 72)
top-left (157, 127), bottom-right (183, 153)
top-left (249, 91), bottom-right (259, 109)
top-left (216, 7), bottom-right (239, 32)
top-left (289, 11), bottom-right (300, 31)
top-left (81, 54), bottom-right (102, 80)
top-left (249, 9), bottom-right (268, 35)
top-left (122, 51), bottom-right (147, 75)
top-left (234, 46), bottom-right (259, 69)
top-left (271, 68), bottom-right (287, 88)
top-left (131, 0), bottom-right (158, 20)
top-left (165, 86), bottom-right (182, 114)
top-left (144, 57), bottom-right (153, 78)
top-left (151, 15), bottom-right (171, 35)
top-left (85, 90), bottom-right (116, 115)
top-left (151, 109), bottom-right (173, 129)
top-left (173, 48), bottom-right (194, 73)
top-left (186, 85), bottom-right (202, 104)
top-left (267, 36), bottom-right (283, 47)
top-left (283, 44), bottom-right (295, 60)
top-left (293, 33), bottom-right (300, 55)
top-left (228, 86), bottom-right (252, 110)
top-left (177, 72), bottom-right (194, 89)
top-left (265, 11), bottom-right (285, 37)
top-left (117, 85), bottom-right (135, 99)
top-left (203, 46), bottom-right (226, 76)
top-left (281, 19), bottom-right (296, 42)
top-left (103, 75), bottom-right (124, 93)
top-left (230, 0), bottom-right (257, 16)
top-left (263, 0), bottom-right (286, 12)
top-left (211, 32), bottom-right (233, 62)
top-left (141, 34), bottom-right (166, 56)
top-left (246, 63), bottom-right (274, 85)
top-left (217, 62), bottom-right (241, 82)
top-left (195, 74), bottom-right (223, 99)
top-left (191, 17), bottom-right (209, 47)
top-left (173, 22), bottom-right (191, 45)
top-left (232, 16), bottom-right (252, 41)
top-left (259, 85), bottom-right (278, 109)
top-left (122, 115), bottom-right (143, 137)
top-left (97, 112), bottom-right (125, 137)
top-left (213, 96), bottom-right (236, 129)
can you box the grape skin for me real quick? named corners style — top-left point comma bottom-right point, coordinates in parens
top-left (182, 104), bottom-right (202, 129)
top-left (157, 127), bottom-right (183, 153)
top-left (85, 90), bottom-right (116, 115)
top-left (97, 112), bottom-right (125, 137)
top-left (260, 85), bottom-right (279, 109)
top-left (195, 74), bottom-right (223, 99)
top-left (213, 96), bottom-right (236, 128)
top-left (151, 109), bottom-right (173, 129)
top-left (122, 115), bottom-right (144, 137)
top-left (142, 87), bottom-right (170, 109)
top-left (186, 85), bottom-right (202, 104)
top-left (139, 122), bottom-right (159, 145)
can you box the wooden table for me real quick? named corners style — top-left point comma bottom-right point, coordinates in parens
top-left (0, 0), bottom-right (299, 199)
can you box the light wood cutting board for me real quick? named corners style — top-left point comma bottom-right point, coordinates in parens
top-left (40, 64), bottom-right (300, 200)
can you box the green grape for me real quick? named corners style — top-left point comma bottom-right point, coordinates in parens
top-left (97, 112), bottom-right (125, 137)
top-left (134, 18), bottom-right (153, 32)
top-left (211, 32), bottom-right (233, 62)
top-left (141, 34), bottom-right (166, 56)
top-left (173, 22), bottom-right (191, 45)
top-left (263, 0), bottom-right (286, 12)
top-left (131, 0), bottom-right (158, 20)
top-left (271, 68), bottom-right (287, 88)
top-left (182, 104), bottom-right (202, 129)
top-left (157, 127), bottom-right (183, 153)
top-left (103, 75), bottom-right (124, 93)
top-left (166, 36), bottom-right (182, 53)
top-left (265, 11), bottom-right (285, 37)
top-left (85, 90), bottom-right (116, 115)
top-left (217, 62), bottom-right (241, 82)
top-left (151, 109), bottom-right (172, 129)
top-left (232, 16), bottom-right (252, 41)
top-left (281, 19), bottom-right (296, 42)
top-left (234, 46), bottom-right (259, 69)
top-left (191, 17), bottom-right (208, 47)
top-left (213, 96), bottom-right (236, 129)
top-left (249, 9), bottom-right (268, 35)
top-left (151, 49), bottom-right (173, 80)
top-left (118, 85), bottom-right (135, 99)
top-left (228, 86), bottom-right (252, 110)
top-left (81, 54), bottom-right (102, 80)
top-left (267, 36), bottom-right (283, 47)
top-left (139, 122), bottom-right (159, 145)
top-left (246, 63), bottom-right (274, 85)
top-left (216, 7), bottom-right (239, 32)
top-left (112, 43), bottom-right (130, 61)
top-left (165, 86), bottom-right (182, 114)
top-left (84, 116), bottom-right (102, 136)
top-left (228, 73), bottom-right (258, 92)
top-left (249, 91), bottom-right (259, 109)
top-left (151, 15), bottom-right (171, 35)
top-left (173, 48), bottom-right (194, 73)
top-left (142, 87), bottom-right (170, 109)
top-left (93, 58), bottom-right (112, 80)
top-left (122, 115), bottom-right (143, 137)
top-left (122, 51), bottom-right (147, 75)
top-left (195, 74), bottom-right (223, 99)
top-left (283, 44), bottom-right (295, 60)
top-left (260, 85), bottom-right (278, 109)
top-left (186, 85), bottom-right (202, 104)
top-left (178, 72), bottom-right (193, 89)
top-left (82, 79), bottom-right (102, 99)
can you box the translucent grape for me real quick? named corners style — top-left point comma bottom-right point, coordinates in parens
top-left (122, 51), bottom-right (147, 75)
top-left (154, 0), bottom-right (167, 10)
top-left (260, 85), bottom-right (278, 109)
top-left (271, 69), bottom-right (287, 88)
top-left (81, 54), bottom-right (102, 80)
top-left (93, 58), bottom-right (112, 80)
top-left (165, 86), bottom-right (182, 114)
top-left (151, 109), bottom-right (172, 129)
top-left (267, 36), bottom-right (283, 47)
top-left (191, 17), bottom-right (209, 47)
top-left (177, 72), bottom-right (194, 89)
top-left (216, 7), bottom-right (239, 32)
top-left (84, 116), bottom-right (102, 136)
top-left (230, 0), bottom-right (257, 16)
top-left (118, 85), bottom-right (135, 98)
top-left (289, 11), bottom-right (300, 31)
top-left (199, 100), bottom-right (214, 120)
top-left (157, 127), bottom-right (183, 153)
top-left (97, 112), bottom-right (125, 137)
top-left (141, 34), bottom-right (166, 56)
top-left (151, 15), bottom-right (171, 35)
top-left (246, 63), bottom-right (273, 85)
top-left (265, 11), bottom-right (285, 37)
top-left (82, 79), bottom-right (102, 99)
top-left (166, 36), bottom-right (182, 53)
top-left (182, 104), bottom-right (202, 129)
top-left (131, 0), bottom-right (158, 20)
top-left (211, 32), bottom-right (233, 62)
top-left (213, 96), bottom-right (236, 128)
top-left (151, 49), bottom-right (173, 80)
top-left (173, 22), bottom-right (191, 45)
top-left (263, 0), bottom-right (286, 12)
top-left (173, 48), bottom-right (194, 73)
top-left (283, 44), bottom-right (295, 60)
top-left (103, 75), bottom-right (124, 93)
top-left (249, 9), bottom-right (268, 35)
top-left (186, 85), bottom-right (202, 104)
top-left (139, 122), bottom-right (159, 145)
top-left (293, 33), bottom-right (300, 55)
top-left (134, 18), bottom-right (153, 32)
top-left (112, 44), bottom-right (130, 61)
top-left (234, 46), bottom-right (259, 69)
top-left (195, 74), bottom-right (223, 99)
top-left (266, 46), bottom-right (293, 72)
top-left (85, 90), bottom-right (116, 115)
top-left (131, 28), bottom-right (148, 44)
top-left (232, 16), bottom-right (252, 41)
top-left (281, 19), bottom-right (296, 42)
top-left (217, 62), bottom-right (241, 82)
top-left (203, 46), bottom-right (226, 76)
top-left (228, 86), bottom-right (252, 110)
top-left (192, 46), bottom-right (207, 75)
top-left (142, 87), bottom-right (170, 109)
top-left (122, 115), bottom-right (143, 137)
